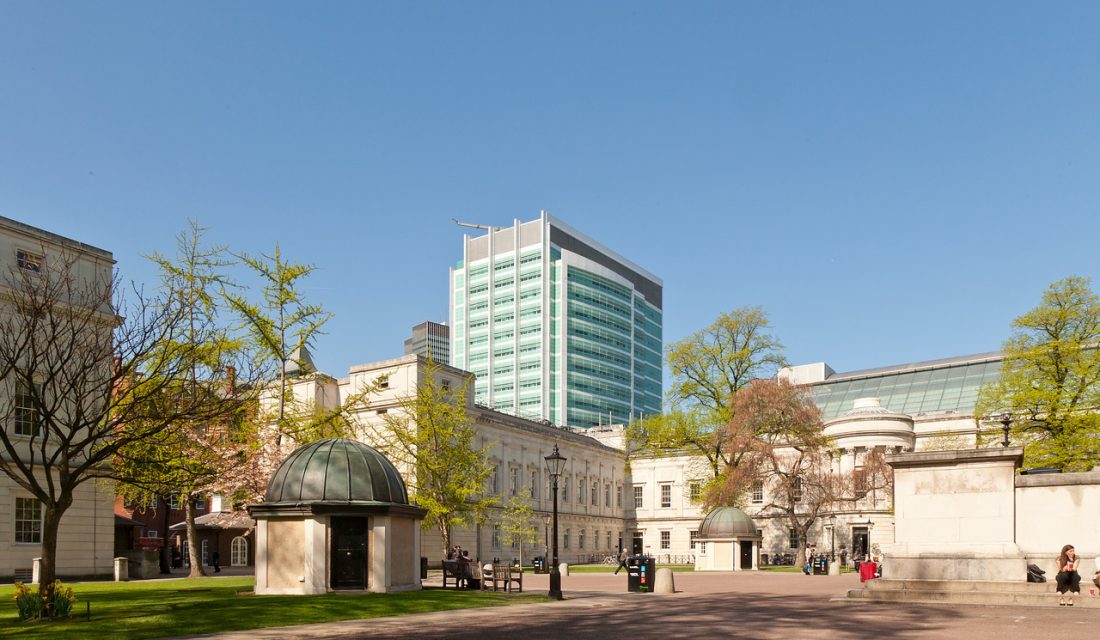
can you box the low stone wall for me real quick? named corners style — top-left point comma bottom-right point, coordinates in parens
top-left (1016, 471), bottom-right (1100, 575)
top-left (125, 549), bottom-right (162, 580)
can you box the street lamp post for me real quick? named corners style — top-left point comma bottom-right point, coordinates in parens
top-left (999, 411), bottom-right (1012, 447)
top-left (544, 445), bottom-right (567, 601)
top-left (829, 514), bottom-right (837, 562)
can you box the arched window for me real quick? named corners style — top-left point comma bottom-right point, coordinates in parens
top-left (231, 536), bottom-right (249, 567)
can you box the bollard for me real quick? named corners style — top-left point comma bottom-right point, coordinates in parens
top-left (559, 562), bottom-right (569, 576)
top-left (31, 558), bottom-right (41, 584)
top-left (828, 560), bottom-right (840, 576)
top-left (114, 557), bottom-right (130, 582)
top-left (654, 567), bottom-right (675, 594)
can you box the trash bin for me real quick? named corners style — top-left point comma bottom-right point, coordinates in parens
top-left (420, 557), bottom-right (428, 580)
top-left (812, 557), bottom-right (827, 575)
top-left (627, 555), bottom-right (656, 593)
top-left (533, 556), bottom-right (546, 574)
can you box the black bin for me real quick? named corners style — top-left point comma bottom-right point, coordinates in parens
top-left (812, 557), bottom-right (827, 575)
top-left (533, 556), bottom-right (546, 574)
top-left (420, 557), bottom-right (428, 580)
top-left (627, 555), bottom-right (656, 593)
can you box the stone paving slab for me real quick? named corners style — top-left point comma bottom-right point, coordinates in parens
top-left (185, 572), bottom-right (1100, 640)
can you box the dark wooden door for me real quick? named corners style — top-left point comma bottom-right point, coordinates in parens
top-left (330, 517), bottom-right (368, 589)
top-left (740, 541), bottom-right (753, 569)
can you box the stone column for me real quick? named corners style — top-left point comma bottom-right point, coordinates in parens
top-left (732, 540), bottom-right (740, 571)
top-left (371, 516), bottom-right (392, 593)
top-left (751, 541), bottom-right (759, 570)
top-left (303, 517), bottom-right (328, 594)
top-left (254, 520), bottom-right (268, 593)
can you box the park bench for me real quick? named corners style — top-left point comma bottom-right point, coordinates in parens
top-left (442, 560), bottom-right (475, 589)
top-left (480, 563), bottom-right (522, 592)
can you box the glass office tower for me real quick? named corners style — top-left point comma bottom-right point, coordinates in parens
top-left (450, 212), bottom-right (662, 429)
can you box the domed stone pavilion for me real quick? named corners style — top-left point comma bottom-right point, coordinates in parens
top-left (249, 438), bottom-right (426, 594)
top-left (693, 506), bottom-right (762, 571)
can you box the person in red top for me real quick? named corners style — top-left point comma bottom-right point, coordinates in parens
top-left (1056, 544), bottom-right (1081, 606)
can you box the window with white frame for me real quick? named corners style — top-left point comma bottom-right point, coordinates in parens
top-left (201, 539), bottom-right (210, 566)
top-left (231, 536), bottom-right (248, 566)
top-left (633, 484), bottom-right (643, 509)
top-left (660, 530), bottom-right (670, 550)
top-left (148, 529), bottom-right (159, 539)
top-left (579, 529), bottom-right (586, 550)
top-left (15, 497), bottom-right (42, 544)
top-left (14, 379), bottom-right (41, 437)
top-left (169, 495), bottom-right (180, 510)
top-left (590, 480), bottom-right (598, 506)
top-left (196, 496), bottom-right (206, 511)
top-left (16, 250), bottom-right (43, 273)
top-left (689, 482), bottom-right (701, 503)
top-left (660, 483), bottom-right (672, 508)
top-left (751, 481), bottom-right (764, 505)
top-left (689, 530), bottom-right (699, 549)
top-left (788, 528), bottom-right (799, 549)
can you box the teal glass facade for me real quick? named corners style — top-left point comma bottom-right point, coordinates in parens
top-left (450, 214), bottom-right (662, 429)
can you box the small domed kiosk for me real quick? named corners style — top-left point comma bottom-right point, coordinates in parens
top-left (694, 507), bottom-right (761, 572)
top-left (248, 438), bottom-right (426, 594)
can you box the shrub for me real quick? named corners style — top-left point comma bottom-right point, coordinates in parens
top-left (11, 580), bottom-right (77, 621)
top-left (12, 582), bottom-right (42, 622)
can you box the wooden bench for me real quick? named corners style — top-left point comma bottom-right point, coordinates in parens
top-left (442, 560), bottom-right (475, 589)
top-left (480, 563), bottom-right (523, 592)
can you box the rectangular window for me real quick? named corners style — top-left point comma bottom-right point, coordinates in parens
top-left (689, 530), bottom-right (699, 550)
top-left (689, 482), bottom-right (701, 504)
top-left (591, 481), bottom-right (598, 506)
top-left (530, 470), bottom-right (539, 499)
top-left (789, 528), bottom-right (799, 549)
top-left (607, 531), bottom-right (612, 550)
top-left (633, 485), bottom-right (643, 509)
top-left (196, 496), bottom-right (206, 511)
top-left (605, 483), bottom-right (611, 507)
top-left (616, 485), bottom-right (623, 508)
top-left (793, 478), bottom-right (803, 503)
top-left (147, 529), bottom-right (159, 539)
top-left (564, 529), bottom-right (571, 550)
top-left (510, 468), bottom-right (519, 496)
top-left (579, 529), bottom-right (586, 550)
top-left (660, 530), bottom-right (670, 550)
top-left (578, 479), bottom-right (585, 505)
top-left (562, 479), bottom-right (569, 503)
top-left (169, 495), bottom-right (180, 510)
top-left (492, 465), bottom-right (500, 494)
top-left (16, 250), bottom-right (43, 273)
top-left (492, 525), bottom-right (501, 548)
top-left (660, 483), bottom-right (672, 508)
top-left (751, 482), bottom-right (764, 505)
top-left (14, 380), bottom-right (41, 437)
top-left (14, 497), bottom-right (42, 543)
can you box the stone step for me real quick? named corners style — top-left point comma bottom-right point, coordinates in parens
top-left (862, 579), bottom-right (1056, 593)
top-left (847, 587), bottom-right (1100, 608)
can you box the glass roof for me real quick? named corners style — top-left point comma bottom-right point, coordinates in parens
top-left (810, 358), bottom-right (1002, 421)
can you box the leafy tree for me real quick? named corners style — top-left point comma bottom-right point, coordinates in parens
top-left (0, 250), bottom-right (223, 598)
top-left (630, 307), bottom-right (787, 488)
top-left (366, 363), bottom-right (495, 555)
top-left (499, 492), bottom-right (539, 567)
top-left (707, 379), bottom-right (890, 567)
top-left (976, 276), bottom-right (1100, 470)
top-left (224, 244), bottom-right (333, 446)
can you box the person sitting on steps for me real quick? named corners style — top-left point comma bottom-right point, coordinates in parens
top-left (1056, 544), bottom-right (1081, 606)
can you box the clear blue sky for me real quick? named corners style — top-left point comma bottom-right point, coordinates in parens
top-left (3, 2), bottom-right (1100, 380)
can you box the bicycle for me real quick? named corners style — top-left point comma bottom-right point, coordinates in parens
top-left (602, 554), bottom-right (617, 565)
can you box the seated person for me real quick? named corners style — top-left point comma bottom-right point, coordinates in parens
top-left (1056, 544), bottom-right (1081, 605)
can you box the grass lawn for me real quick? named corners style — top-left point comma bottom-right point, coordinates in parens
top-left (0, 577), bottom-right (544, 639)
top-left (567, 564), bottom-right (695, 573)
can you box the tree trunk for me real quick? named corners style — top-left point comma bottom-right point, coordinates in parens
top-left (185, 497), bottom-right (206, 577)
top-left (38, 496), bottom-right (70, 616)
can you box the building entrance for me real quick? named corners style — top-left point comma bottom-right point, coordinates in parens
top-left (852, 527), bottom-right (869, 562)
top-left (330, 517), bottom-right (368, 590)
top-left (632, 532), bottom-right (644, 555)
top-left (740, 541), bottom-right (753, 569)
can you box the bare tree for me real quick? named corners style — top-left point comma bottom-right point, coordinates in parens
top-left (0, 250), bottom-right (223, 600)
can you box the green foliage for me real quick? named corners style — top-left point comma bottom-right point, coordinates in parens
top-left (976, 276), bottom-right (1100, 470)
top-left (665, 306), bottom-right (787, 421)
top-left (12, 581), bottom-right (76, 621)
top-left (368, 363), bottom-right (495, 553)
top-left (499, 492), bottom-right (539, 563)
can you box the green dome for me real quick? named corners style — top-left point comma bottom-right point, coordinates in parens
top-left (264, 438), bottom-right (409, 505)
top-left (699, 506), bottom-right (758, 539)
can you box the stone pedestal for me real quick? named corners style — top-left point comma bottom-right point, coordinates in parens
top-left (654, 567), bottom-right (675, 594)
top-left (31, 558), bottom-right (41, 584)
top-left (884, 447), bottom-right (1025, 581)
top-left (113, 557), bottom-right (129, 581)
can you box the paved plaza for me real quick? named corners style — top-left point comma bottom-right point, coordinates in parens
top-left (190, 571), bottom-right (1100, 640)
